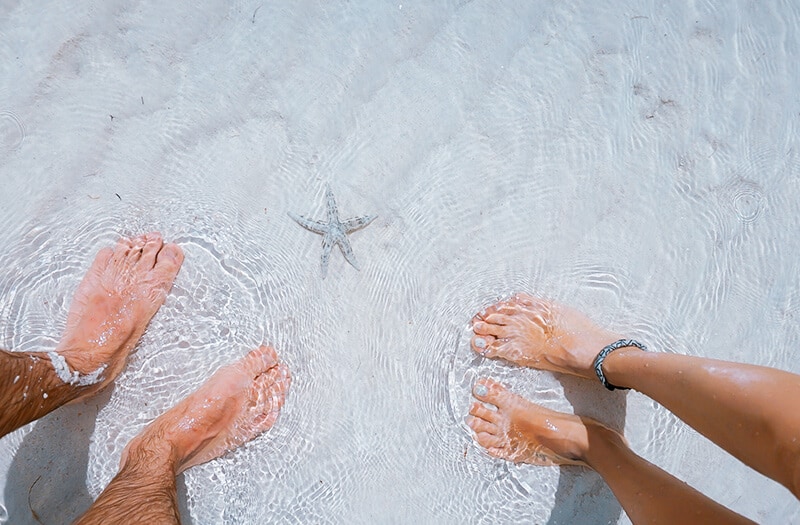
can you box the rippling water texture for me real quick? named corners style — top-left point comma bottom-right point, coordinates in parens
top-left (1, 1), bottom-right (800, 523)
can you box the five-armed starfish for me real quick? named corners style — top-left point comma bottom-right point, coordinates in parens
top-left (288, 184), bottom-right (377, 278)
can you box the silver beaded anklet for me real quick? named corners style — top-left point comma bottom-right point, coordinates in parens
top-left (593, 339), bottom-right (647, 391)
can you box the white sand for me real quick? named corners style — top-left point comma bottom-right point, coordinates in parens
top-left (1, 1), bottom-right (800, 523)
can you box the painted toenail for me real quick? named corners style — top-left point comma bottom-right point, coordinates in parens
top-left (474, 337), bottom-right (486, 349)
top-left (473, 384), bottom-right (488, 397)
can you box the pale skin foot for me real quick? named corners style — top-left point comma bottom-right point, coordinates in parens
top-left (0, 233), bottom-right (183, 437)
top-left (466, 377), bottom-right (603, 466)
top-left (76, 346), bottom-right (291, 525)
top-left (470, 293), bottom-right (621, 379)
top-left (467, 378), bottom-right (755, 524)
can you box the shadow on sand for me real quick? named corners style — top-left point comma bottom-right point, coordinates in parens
top-left (4, 388), bottom-right (196, 525)
top-left (544, 373), bottom-right (626, 525)
top-left (4, 390), bottom-right (111, 525)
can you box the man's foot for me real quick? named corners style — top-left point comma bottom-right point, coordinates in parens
top-left (56, 233), bottom-right (183, 396)
top-left (471, 293), bottom-right (621, 380)
top-left (121, 346), bottom-right (291, 474)
top-left (467, 378), bottom-right (621, 466)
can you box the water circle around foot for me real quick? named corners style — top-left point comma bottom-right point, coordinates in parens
top-left (446, 321), bottom-right (565, 495)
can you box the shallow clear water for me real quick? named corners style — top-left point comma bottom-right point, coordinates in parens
top-left (1, 1), bottom-right (800, 523)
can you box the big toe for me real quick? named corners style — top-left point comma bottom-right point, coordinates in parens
top-left (155, 243), bottom-right (184, 274)
top-left (241, 345), bottom-right (280, 376)
top-left (471, 334), bottom-right (497, 357)
top-left (250, 364), bottom-right (291, 432)
top-left (91, 247), bottom-right (114, 272)
top-left (472, 378), bottom-right (512, 407)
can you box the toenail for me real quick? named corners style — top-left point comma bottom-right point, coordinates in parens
top-left (474, 337), bottom-right (486, 349)
top-left (473, 384), bottom-right (488, 397)
top-left (163, 246), bottom-right (179, 262)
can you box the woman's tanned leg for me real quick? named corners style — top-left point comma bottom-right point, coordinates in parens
top-left (468, 378), bottom-right (757, 525)
top-left (470, 293), bottom-right (800, 497)
top-left (602, 348), bottom-right (800, 497)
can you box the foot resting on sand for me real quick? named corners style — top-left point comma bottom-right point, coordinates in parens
top-left (75, 346), bottom-right (291, 524)
top-left (121, 345), bottom-right (291, 474)
top-left (470, 293), bottom-right (621, 380)
top-left (55, 232), bottom-right (184, 397)
top-left (466, 378), bottom-right (620, 466)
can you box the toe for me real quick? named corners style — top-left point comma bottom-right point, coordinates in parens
top-left (473, 378), bottom-right (509, 407)
top-left (471, 334), bottom-right (497, 356)
top-left (475, 432), bottom-right (503, 449)
top-left (466, 416), bottom-right (497, 435)
top-left (130, 233), bottom-right (148, 250)
top-left (242, 346), bottom-right (280, 376)
top-left (251, 364), bottom-right (290, 432)
top-left (136, 233), bottom-right (164, 270)
top-left (154, 243), bottom-right (184, 273)
top-left (512, 292), bottom-right (537, 307)
top-left (91, 247), bottom-right (114, 271)
top-left (111, 237), bottom-right (133, 263)
top-left (126, 234), bottom-right (149, 264)
top-left (482, 313), bottom-right (512, 326)
top-left (481, 296), bottom-right (518, 316)
top-left (469, 401), bottom-right (499, 424)
top-left (472, 321), bottom-right (505, 337)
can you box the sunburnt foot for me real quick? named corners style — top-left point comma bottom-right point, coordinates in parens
top-left (471, 293), bottom-right (621, 380)
top-left (467, 378), bottom-right (619, 466)
top-left (122, 346), bottom-right (291, 474)
top-left (55, 233), bottom-right (184, 397)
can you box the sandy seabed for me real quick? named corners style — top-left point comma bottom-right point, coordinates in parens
top-left (1, 1), bottom-right (800, 523)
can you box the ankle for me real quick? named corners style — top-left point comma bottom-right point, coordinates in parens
top-left (122, 427), bottom-right (180, 477)
top-left (582, 422), bottom-right (629, 468)
top-left (599, 346), bottom-right (645, 390)
top-left (553, 331), bottom-right (625, 380)
top-left (46, 348), bottom-right (109, 388)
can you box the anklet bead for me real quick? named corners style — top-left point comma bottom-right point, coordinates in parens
top-left (593, 339), bottom-right (647, 391)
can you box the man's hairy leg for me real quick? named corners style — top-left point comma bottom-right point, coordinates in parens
top-left (0, 233), bottom-right (183, 438)
top-left (76, 346), bottom-right (291, 525)
top-left (0, 349), bottom-right (90, 435)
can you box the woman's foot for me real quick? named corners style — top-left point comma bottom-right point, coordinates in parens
top-left (466, 378), bottom-right (622, 466)
top-left (471, 293), bottom-right (621, 380)
top-left (121, 346), bottom-right (291, 474)
top-left (55, 233), bottom-right (183, 396)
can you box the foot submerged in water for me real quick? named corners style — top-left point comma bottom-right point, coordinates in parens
top-left (471, 293), bottom-right (622, 380)
top-left (55, 232), bottom-right (184, 398)
top-left (467, 378), bottom-right (621, 467)
top-left (121, 345), bottom-right (291, 474)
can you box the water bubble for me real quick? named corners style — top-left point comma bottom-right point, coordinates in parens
top-left (0, 110), bottom-right (25, 152)
top-left (733, 189), bottom-right (764, 223)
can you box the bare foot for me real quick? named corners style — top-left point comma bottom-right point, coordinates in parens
top-left (466, 378), bottom-right (621, 466)
top-left (471, 293), bottom-right (621, 380)
top-left (55, 233), bottom-right (183, 396)
top-left (121, 346), bottom-right (291, 474)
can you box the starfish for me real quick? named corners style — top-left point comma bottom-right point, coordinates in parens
top-left (288, 184), bottom-right (377, 279)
